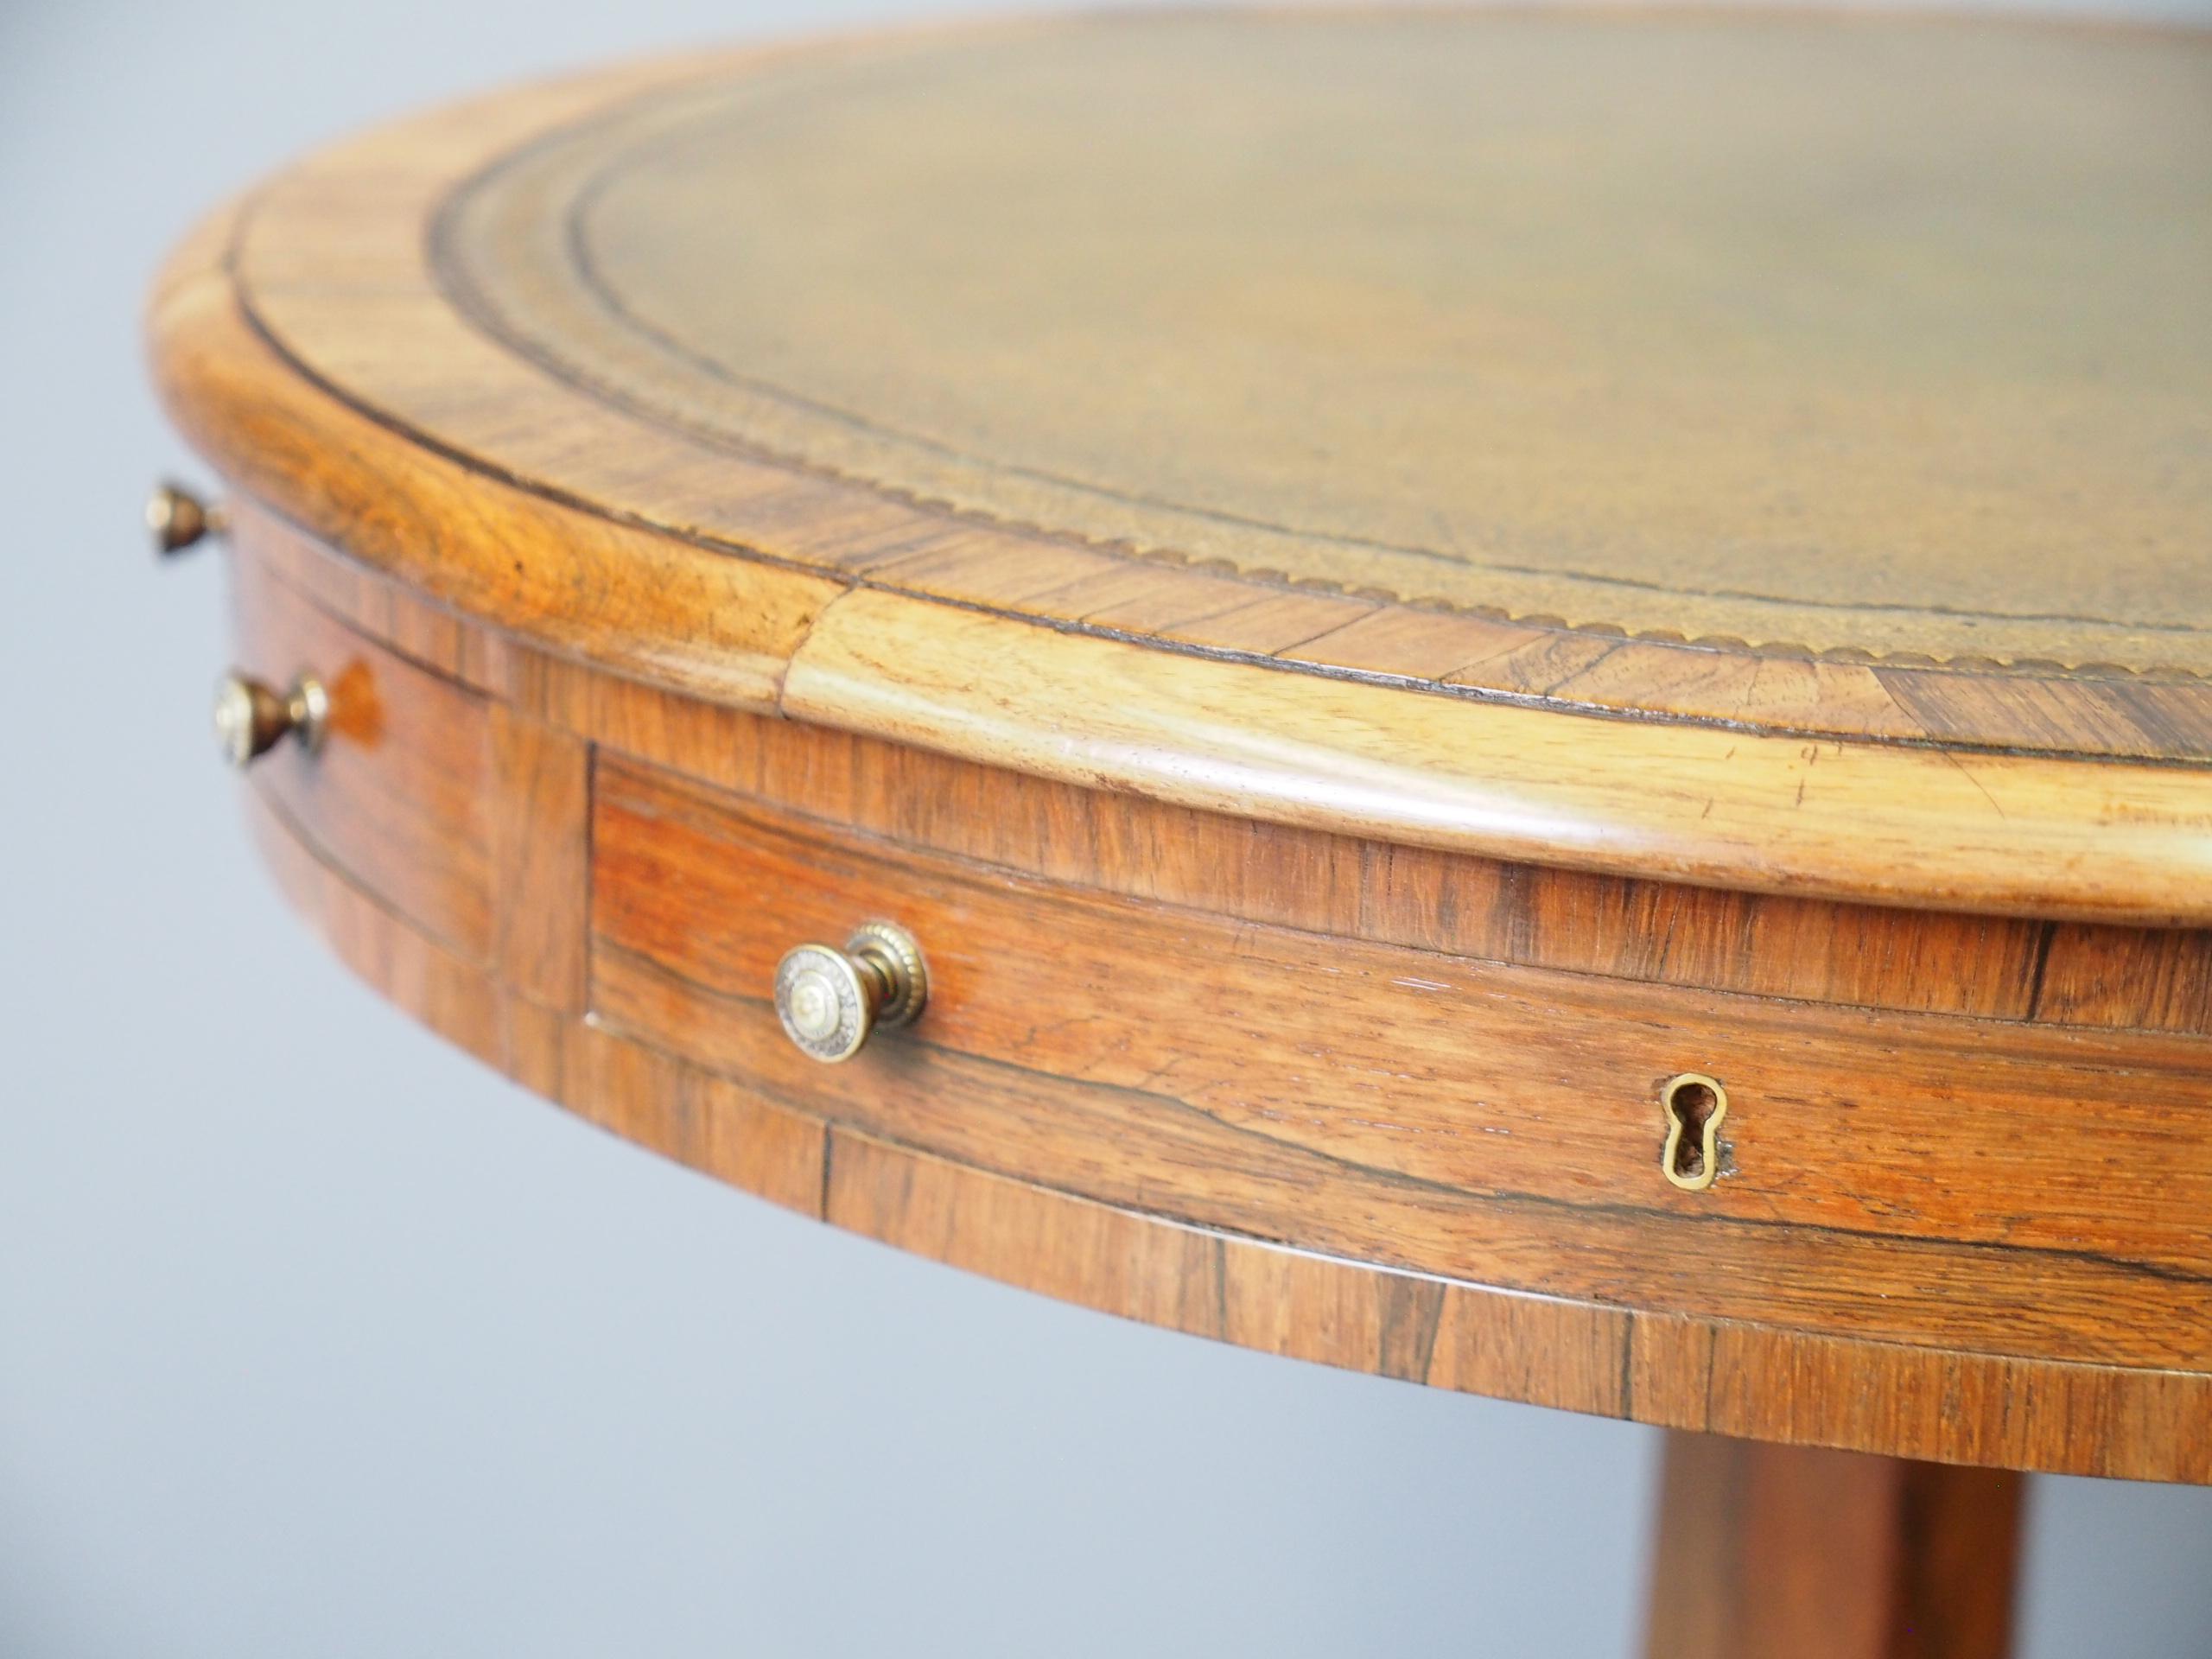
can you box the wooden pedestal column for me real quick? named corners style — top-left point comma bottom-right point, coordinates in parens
top-left (1646, 1435), bottom-right (2024, 1659)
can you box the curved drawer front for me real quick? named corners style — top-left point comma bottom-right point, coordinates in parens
top-left (588, 754), bottom-right (2212, 1376)
top-left (219, 511), bottom-right (2212, 1478)
top-left (233, 557), bottom-right (493, 958)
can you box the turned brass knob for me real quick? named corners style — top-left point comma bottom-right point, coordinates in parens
top-left (214, 671), bottom-right (329, 767)
top-left (149, 481), bottom-right (224, 556)
top-left (774, 921), bottom-right (928, 1063)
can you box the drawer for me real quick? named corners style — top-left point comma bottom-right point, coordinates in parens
top-left (588, 753), bottom-right (2212, 1373)
top-left (232, 547), bottom-right (493, 958)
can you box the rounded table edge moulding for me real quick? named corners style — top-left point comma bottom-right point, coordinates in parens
top-left (149, 197), bottom-right (2212, 930)
top-left (136, 34), bottom-right (2212, 1659)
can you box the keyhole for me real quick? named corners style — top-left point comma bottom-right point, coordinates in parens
top-left (1661, 1072), bottom-right (1728, 1192)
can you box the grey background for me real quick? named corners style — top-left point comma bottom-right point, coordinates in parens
top-left (3, 2), bottom-right (2209, 1653)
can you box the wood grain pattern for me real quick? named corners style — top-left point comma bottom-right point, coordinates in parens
top-left (232, 512), bottom-right (2212, 1046)
top-left (781, 588), bottom-right (2212, 925)
top-left (207, 526), bottom-right (2212, 1482)
top-left (232, 551), bottom-right (492, 956)
top-left (156, 198), bottom-right (840, 715)
top-left (588, 753), bottom-right (2212, 1362)
top-left (235, 770), bottom-right (2212, 1484)
top-left (1644, 1433), bottom-right (2021, 1659)
top-left (156, 21), bottom-right (2212, 1605)
top-left (490, 706), bottom-right (589, 1009)
top-left (244, 789), bottom-right (827, 1217)
top-left (148, 12), bottom-right (2212, 926)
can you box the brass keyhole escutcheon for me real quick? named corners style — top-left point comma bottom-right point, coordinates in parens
top-left (1660, 1072), bottom-right (1727, 1192)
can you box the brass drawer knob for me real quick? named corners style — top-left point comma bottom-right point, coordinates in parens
top-left (774, 921), bottom-right (927, 1063)
top-left (214, 671), bottom-right (328, 767)
top-left (148, 481), bottom-right (224, 556)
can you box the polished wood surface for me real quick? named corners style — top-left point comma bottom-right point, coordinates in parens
top-left (591, 755), bottom-right (2212, 1352)
top-left (145, 17), bottom-right (2212, 1650)
top-left (149, 11), bottom-right (2212, 922)
top-left (231, 557), bottom-right (491, 954)
top-left (1644, 1433), bottom-right (2021, 1659)
top-left (210, 515), bottom-right (2212, 1485)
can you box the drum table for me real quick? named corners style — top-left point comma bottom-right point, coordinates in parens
top-left (149, 12), bottom-right (2212, 1656)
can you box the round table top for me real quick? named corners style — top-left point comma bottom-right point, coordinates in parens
top-left (152, 8), bottom-right (2212, 922)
